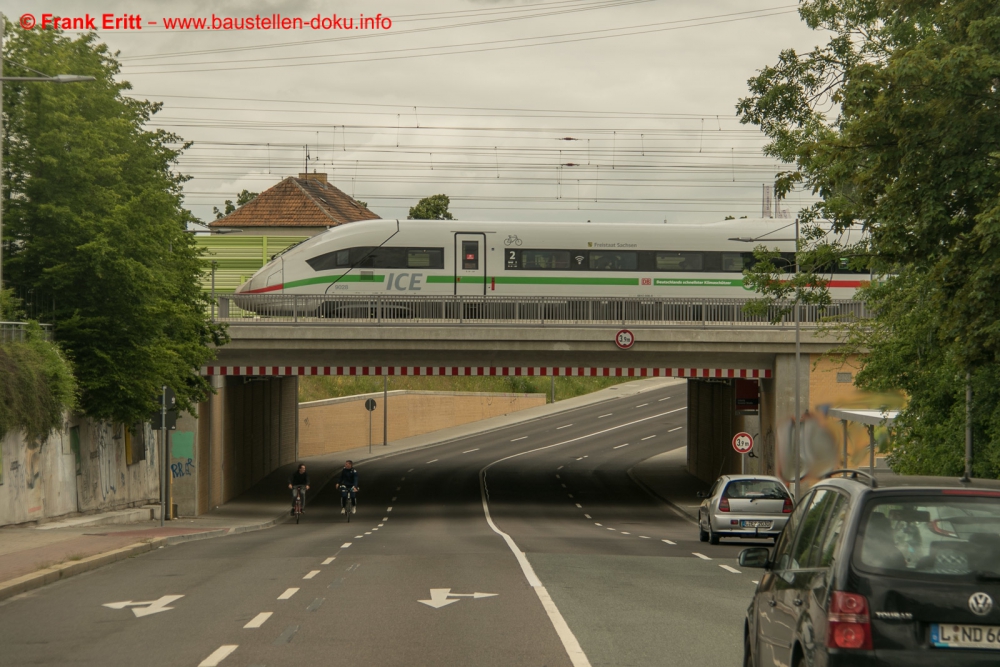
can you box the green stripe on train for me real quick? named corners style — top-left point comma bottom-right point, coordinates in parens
top-left (493, 276), bottom-right (639, 286)
top-left (284, 274), bottom-right (386, 289)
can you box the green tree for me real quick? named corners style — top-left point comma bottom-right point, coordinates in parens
top-left (213, 188), bottom-right (258, 219)
top-left (408, 194), bottom-right (454, 220)
top-left (736, 0), bottom-right (1000, 476)
top-left (2, 23), bottom-right (227, 424)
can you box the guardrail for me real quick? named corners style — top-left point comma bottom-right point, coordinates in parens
top-left (213, 295), bottom-right (869, 327)
top-left (0, 321), bottom-right (54, 342)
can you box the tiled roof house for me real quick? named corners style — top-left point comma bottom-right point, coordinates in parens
top-left (208, 172), bottom-right (380, 237)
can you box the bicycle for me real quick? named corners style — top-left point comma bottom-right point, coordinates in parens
top-left (291, 485), bottom-right (306, 524)
top-left (340, 486), bottom-right (357, 523)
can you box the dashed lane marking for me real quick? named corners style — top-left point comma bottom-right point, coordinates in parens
top-left (693, 553), bottom-right (712, 561)
top-left (372, 528), bottom-right (379, 531)
top-left (606, 528), bottom-right (616, 531)
top-left (584, 514), bottom-right (592, 519)
top-left (621, 532), bottom-right (631, 535)
top-left (463, 448), bottom-right (480, 453)
top-left (426, 459), bottom-right (438, 464)
top-left (613, 443), bottom-right (630, 449)
top-left (661, 539), bottom-right (676, 545)
top-left (575, 503), bottom-right (582, 508)
top-left (511, 436), bottom-right (528, 442)
top-left (198, 645), bottom-right (238, 667)
top-left (341, 542), bottom-right (352, 548)
top-left (658, 397), bottom-right (672, 401)
top-left (598, 414), bottom-right (612, 419)
top-left (668, 427), bottom-right (683, 433)
top-left (382, 517), bottom-right (388, 521)
top-left (365, 532), bottom-right (372, 535)
top-left (303, 570), bottom-right (320, 580)
top-left (595, 523), bottom-right (602, 526)
top-left (639, 536), bottom-right (650, 539)
top-left (557, 424), bottom-right (573, 430)
top-left (641, 435), bottom-right (656, 441)
top-left (355, 535), bottom-right (363, 538)
top-left (752, 580), bottom-right (759, 585)
top-left (719, 565), bottom-right (741, 574)
top-left (378, 523), bottom-right (384, 527)
top-left (387, 507), bottom-right (393, 512)
top-left (243, 612), bottom-right (272, 629)
top-left (557, 465), bottom-right (564, 470)
top-left (635, 403), bottom-right (648, 408)
top-left (568, 494), bottom-right (574, 498)
top-left (561, 483), bottom-right (567, 488)
top-left (392, 497), bottom-right (397, 501)
top-left (555, 474), bottom-right (561, 479)
top-left (322, 557), bottom-right (335, 565)
top-left (277, 588), bottom-right (299, 600)
top-left (407, 468), bottom-right (414, 473)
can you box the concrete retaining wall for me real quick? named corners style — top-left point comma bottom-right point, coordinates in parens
top-left (298, 391), bottom-right (547, 458)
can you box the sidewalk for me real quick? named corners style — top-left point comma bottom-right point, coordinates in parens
top-left (629, 446), bottom-right (708, 525)
top-left (0, 376), bottom-right (685, 602)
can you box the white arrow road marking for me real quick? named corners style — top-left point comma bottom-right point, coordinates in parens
top-left (102, 595), bottom-right (183, 617)
top-left (418, 588), bottom-right (498, 609)
top-left (198, 645), bottom-right (237, 667)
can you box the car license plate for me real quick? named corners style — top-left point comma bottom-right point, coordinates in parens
top-left (740, 520), bottom-right (771, 528)
top-left (931, 623), bottom-right (1000, 650)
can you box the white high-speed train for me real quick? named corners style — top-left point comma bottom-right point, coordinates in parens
top-left (235, 218), bottom-right (867, 300)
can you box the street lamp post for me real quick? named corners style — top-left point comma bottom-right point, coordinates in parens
top-left (0, 16), bottom-right (95, 292)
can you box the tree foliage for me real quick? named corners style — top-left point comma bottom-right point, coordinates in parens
top-left (213, 188), bottom-right (258, 219)
top-left (737, 0), bottom-right (1000, 476)
top-left (2, 23), bottom-right (227, 424)
top-left (0, 324), bottom-right (76, 442)
top-left (408, 194), bottom-right (454, 220)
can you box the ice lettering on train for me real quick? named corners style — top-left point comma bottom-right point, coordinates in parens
top-left (385, 273), bottom-right (424, 291)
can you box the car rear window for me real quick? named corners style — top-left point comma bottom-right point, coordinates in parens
top-left (853, 494), bottom-right (1000, 582)
top-left (723, 480), bottom-right (788, 499)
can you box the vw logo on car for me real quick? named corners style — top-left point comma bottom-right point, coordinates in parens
top-left (969, 592), bottom-right (994, 616)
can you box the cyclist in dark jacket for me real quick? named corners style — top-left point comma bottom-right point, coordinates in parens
top-left (336, 460), bottom-right (359, 514)
top-left (288, 464), bottom-right (310, 515)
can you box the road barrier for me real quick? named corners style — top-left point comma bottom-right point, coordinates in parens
top-left (213, 295), bottom-right (869, 328)
top-left (0, 321), bottom-right (54, 342)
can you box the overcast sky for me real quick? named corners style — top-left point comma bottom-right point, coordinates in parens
top-left (6, 0), bottom-right (826, 224)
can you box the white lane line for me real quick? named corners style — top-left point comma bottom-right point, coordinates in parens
top-left (607, 527), bottom-right (616, 531)
top-left (387, 507), bottom-right (393, 512)
top-left (371, 528), bottom-right (379, 531)
top-left (661, 539), bottom-right (676, 545)
top-left (584, 514), bottom-right (592, 519)
top-left (641, 435), bottom-right (656, 441)
top-left (557, 465), bottom-right (564, 470)
top-left (277, 588), bottom-right (299, 600)
top-left (720, 565), bottom-right (741, 574)
top-left (555, 474), bottom-right (561, 479)
top-left (341, 542), bottom-right (352, 548)
top-left (407, 468), bottom-right (414, 473)
top-left (556, 424), bottom-right (573, 430)
top-left (668, 426), bottom-right (683, 433)
top-left (561, 483), bottom-right (567, 488)
top-left (635, 403), bottom-right (648, 408)
top-left (198, 645), bottom-right (238, 667)
top-left (658, 396), bottom-right (672, 401)
top-left (598, 414), bottom-right (612, 418)
top-left (303, 570), bottom-right (320, 580)
top-left (382, 517), bottom-right (388, 521)
top-left (613, 443), bottom-right (630, 449)
top-left (355, 535), bottom-right (363, 538)
top-left (692, 553), bottom-right (712, 561)
top-left (595, 522), bottom-right (602, 526)
top-left (463, 449), bottom-right (480, 453)
top-left (378, 523), bottom-right (384, 527)
top-left (365, 532), bottom-right (372, 535)
top-left (752, 580), bottom-right (759, 585)
top-left (511, 436), bottom-right (528, 442)
top-left (426, 459), bottom-right (438, 464)
top-left (621, 531), bottom-right (631, 535)
top-left (568, 494), bottom-right (574, 499)
top-left (639, 536), bottom-right (650, 539)
top-left (322, 557), bottom-right (335, 565)
top-left (480, 463), bottom-right (592, 667)
top-left (575, 503), bottom-right (582, 508)
top-left (243, 612), bottom-right (272, 629)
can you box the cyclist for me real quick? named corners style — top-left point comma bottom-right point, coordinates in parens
top-left (336, 460), bottom-right (359, 514)
top-left (288, 464), bottom-right (310, 516)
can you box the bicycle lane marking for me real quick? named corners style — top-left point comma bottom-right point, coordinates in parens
top-left (475, 409), bottom-right (685, 667)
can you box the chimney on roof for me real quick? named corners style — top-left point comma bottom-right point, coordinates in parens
top-left (298, 172), bottom-right (328, 184)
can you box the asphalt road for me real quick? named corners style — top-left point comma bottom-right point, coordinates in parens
top-left (0, 384), bottom-right (767, 667)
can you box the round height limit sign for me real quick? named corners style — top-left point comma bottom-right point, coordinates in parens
top-left (732, 432), bottom-right (754, 454)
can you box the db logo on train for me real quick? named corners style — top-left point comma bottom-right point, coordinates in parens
top-left (732, 432), bottom-right (754, 454)
top-left (615, 329), bottom-right (635, 349)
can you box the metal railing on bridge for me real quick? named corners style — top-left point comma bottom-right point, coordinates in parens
top-left (0, 321), bottom-right (54, 343)
top-left (214, 295), bottom-right (869, 328)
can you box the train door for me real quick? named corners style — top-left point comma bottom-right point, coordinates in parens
top-left (454, 233), bottom-right (486, 295)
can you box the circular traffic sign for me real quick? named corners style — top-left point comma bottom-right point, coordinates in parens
top-left (732, 432), bottom-right (754, 454)
top-left (364, 398), bottom-right (377, 412)
top-left (615, 329), bottom-right (635, 349)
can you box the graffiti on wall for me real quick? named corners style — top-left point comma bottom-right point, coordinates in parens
top-left (93, 422), bottom-right (118, 501)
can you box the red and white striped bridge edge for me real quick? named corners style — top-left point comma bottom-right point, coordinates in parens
top-left (201, 366), bottom-right (772, 379)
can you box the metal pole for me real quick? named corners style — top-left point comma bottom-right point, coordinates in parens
top-left (160, 386), bottom-right (166, 526)
top-left (383, 375), bottom-right (388, 446)
top-left (368, 408), bottom-right (372, 454)
top-left (842, 419), bottom-right (848, 469)
top-left (963, 371), bottom-right (972, 482)
top-left (868, 424), bottom-right (875, 476)
top-left (793, 217), bottom-right (801, 501)
top-left (210, 260), bottom-right (216, 320)
top-left (551, 375), bottom-right (555, 404)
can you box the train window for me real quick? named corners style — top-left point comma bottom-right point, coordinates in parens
top-left (522, 250), bottom-right (570, 270)
top-left (462, 241), bottom-right (479, 270)
top-left (721, 252), bottom-right (747, 272)
top-left (306, 248), bottom-right (357, 271)
top-left (654, 252), bottom-right (703, 272)
top-left (407, 248), bottom-right (444, 269)
top-left (590, 251), bottom-right (637, 271)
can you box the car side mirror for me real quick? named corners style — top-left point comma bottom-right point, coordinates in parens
top-left (696, 491), bottom-right (707, 499)
top-left (738, 547), bottom-right (771, 569)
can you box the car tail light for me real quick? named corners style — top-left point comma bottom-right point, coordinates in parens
top-left (826, 591), bottom-right (872, 650)
top-left (719, 497), bottom-right (730, 512)
top-left (782, 497), bottom-right (793, 513)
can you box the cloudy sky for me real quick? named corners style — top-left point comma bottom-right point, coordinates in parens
top-left (7, 0), bottom-right (826, 224)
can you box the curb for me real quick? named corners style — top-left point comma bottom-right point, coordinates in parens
top-left (0, 513), bottom-right (289, 604)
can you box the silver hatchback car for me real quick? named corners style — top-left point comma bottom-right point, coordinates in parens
top-left (697, 475), bottom-right (792, 544)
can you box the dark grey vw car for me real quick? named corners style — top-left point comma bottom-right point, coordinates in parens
top-left (739, 471), bottom-right (1000, 666)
